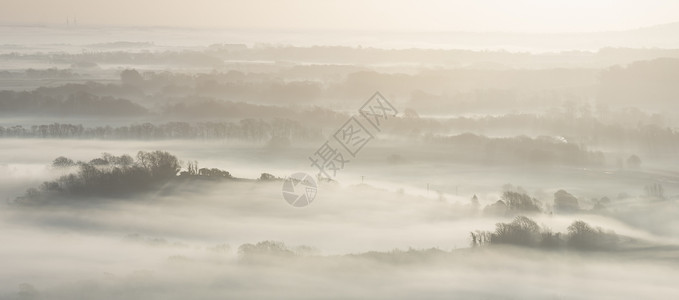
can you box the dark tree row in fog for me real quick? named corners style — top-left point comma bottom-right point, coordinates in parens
top-left (0, 122), bottom-right (609, 166)
top-left (471, 216), bottom-right (621, 251)
top-left (0, 119), bottom-right (321, 142)
top-left (0, 121), bottom-right (651, 167)
top-left (0, 68), bottom-right (79, 79)
top-left (0, 90), bottom-right (146, 116)
top-left (478, 186), bottom-right (671, 221)
top-left (16, 151), bottom-right (182, 204)
top-left (15, 151), bottom-right (277, 205)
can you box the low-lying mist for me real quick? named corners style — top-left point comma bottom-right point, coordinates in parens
top-left (3, 17), bottom-right (679, 299)
top-left (1, 142), bottom-right (678, 298)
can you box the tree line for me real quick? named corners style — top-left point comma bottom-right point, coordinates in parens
top-left (0, 90), bottom-right (147, 116)
top-left (15, 151), bottom-right (283, 205)
top-left (15, 151), bottom-right (182, 204)
top-left (0, 120), bottom-right (322, 142)
top-left (470, 216), bottom-right (622, 251)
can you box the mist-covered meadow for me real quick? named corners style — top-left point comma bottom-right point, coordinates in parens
top-left (2, 2), bottom-right (679, 298)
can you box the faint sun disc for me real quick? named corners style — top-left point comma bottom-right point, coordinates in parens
top-left (281, 172), bottom-right (318, 207)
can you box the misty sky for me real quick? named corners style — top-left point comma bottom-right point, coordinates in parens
top-left (2, 0), bottom-right (678, 32)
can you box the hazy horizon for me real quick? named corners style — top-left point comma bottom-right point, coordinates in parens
top-left (3, 22), bottom-right (679, 53)
top-left (2, 0), bottom-right (679, 33)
